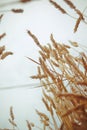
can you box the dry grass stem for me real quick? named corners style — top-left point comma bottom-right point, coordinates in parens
top-left (26, 57), bottom-right (40, 65)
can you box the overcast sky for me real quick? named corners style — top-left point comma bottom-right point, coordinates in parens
top-left (0, 0), bottom-right (87, 129)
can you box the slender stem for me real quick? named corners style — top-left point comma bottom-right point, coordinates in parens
top-left (35, 125), bottom-right (43, 130)
top-left (67, 13), bottom-right (77, 20)
top-left (82, 6), bottom-right (87, 14)
top-left (83, 19), bottom-right (87, 24)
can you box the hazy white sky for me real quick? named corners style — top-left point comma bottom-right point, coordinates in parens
top-left (0, 0), bottom-right (87, 129)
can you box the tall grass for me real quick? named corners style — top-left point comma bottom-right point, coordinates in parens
top-left (0, 0), bottom-right (87, 130)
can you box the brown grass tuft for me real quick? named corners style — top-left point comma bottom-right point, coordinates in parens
top-left (28, 31), bottom-right (87, 130)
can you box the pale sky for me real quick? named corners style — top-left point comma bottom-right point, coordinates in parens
top-left (0, 0), bottom-right (87, 129)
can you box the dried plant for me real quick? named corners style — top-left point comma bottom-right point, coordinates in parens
top-left (49, 0), bottom-right (87, 33)
top-left (0, 1), bottom-right (87, 130)
top-left (2, 30), bottom-right (87, 129)
top-left (27, 30), bottom-right (87, 130)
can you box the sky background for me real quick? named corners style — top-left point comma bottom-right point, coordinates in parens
top-left (0, 0), bottom-right (87, 129)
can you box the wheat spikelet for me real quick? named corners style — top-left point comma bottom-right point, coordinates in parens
top-left (69, 41), bottom-right (78, 47)
top-left (0, 33), bottom-right (6, 40)
top-left (50, 34), bottom-right (58, 49)
top-left (11, 9), bottom-right (24, 13)
top-left (42, 97), bottom-right (50, 111)
top-left (27, 30), bottom-right (47, 52)
top-left (30, 74), bottom-right (47, 80)
top-left (49, 0), bottom-right (66, 14)
top-left (0, 14), bottom-right (3, 21)
top-left (42, 119), bottom-right (49, 126)
top-left (64, 0), bottom-right (76, 9)
top-left (10, 106), bottom-right (14, 121)
top-left (63, 44), bottom-right (71, 49)
top-left (1, 52), bottom-right (13, 60)
top-left (36, 109), bottom-right (49, 121)
top-left (39, 50), bottom-right (47, 61)
top-left (74, 16), bottom-right (82, 32)
top-left (0, 46), bottom-right (5, 54)
top-left (82, 57), bottom-right (87, 72)
top-left (26, 120), bottom-right (32, 130)
top-left (42, 45), bottom-right (50, 53)
top-left (8, 119), bottom-right (17, 127)
top-left (20, 0), bottom-right (31, 3)
top-left (51, 59), bottom-right (59, 67)
top-left (27, 30), bottom-right (40, 47)
top-left (49, 104), bottom-right (53, 116)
